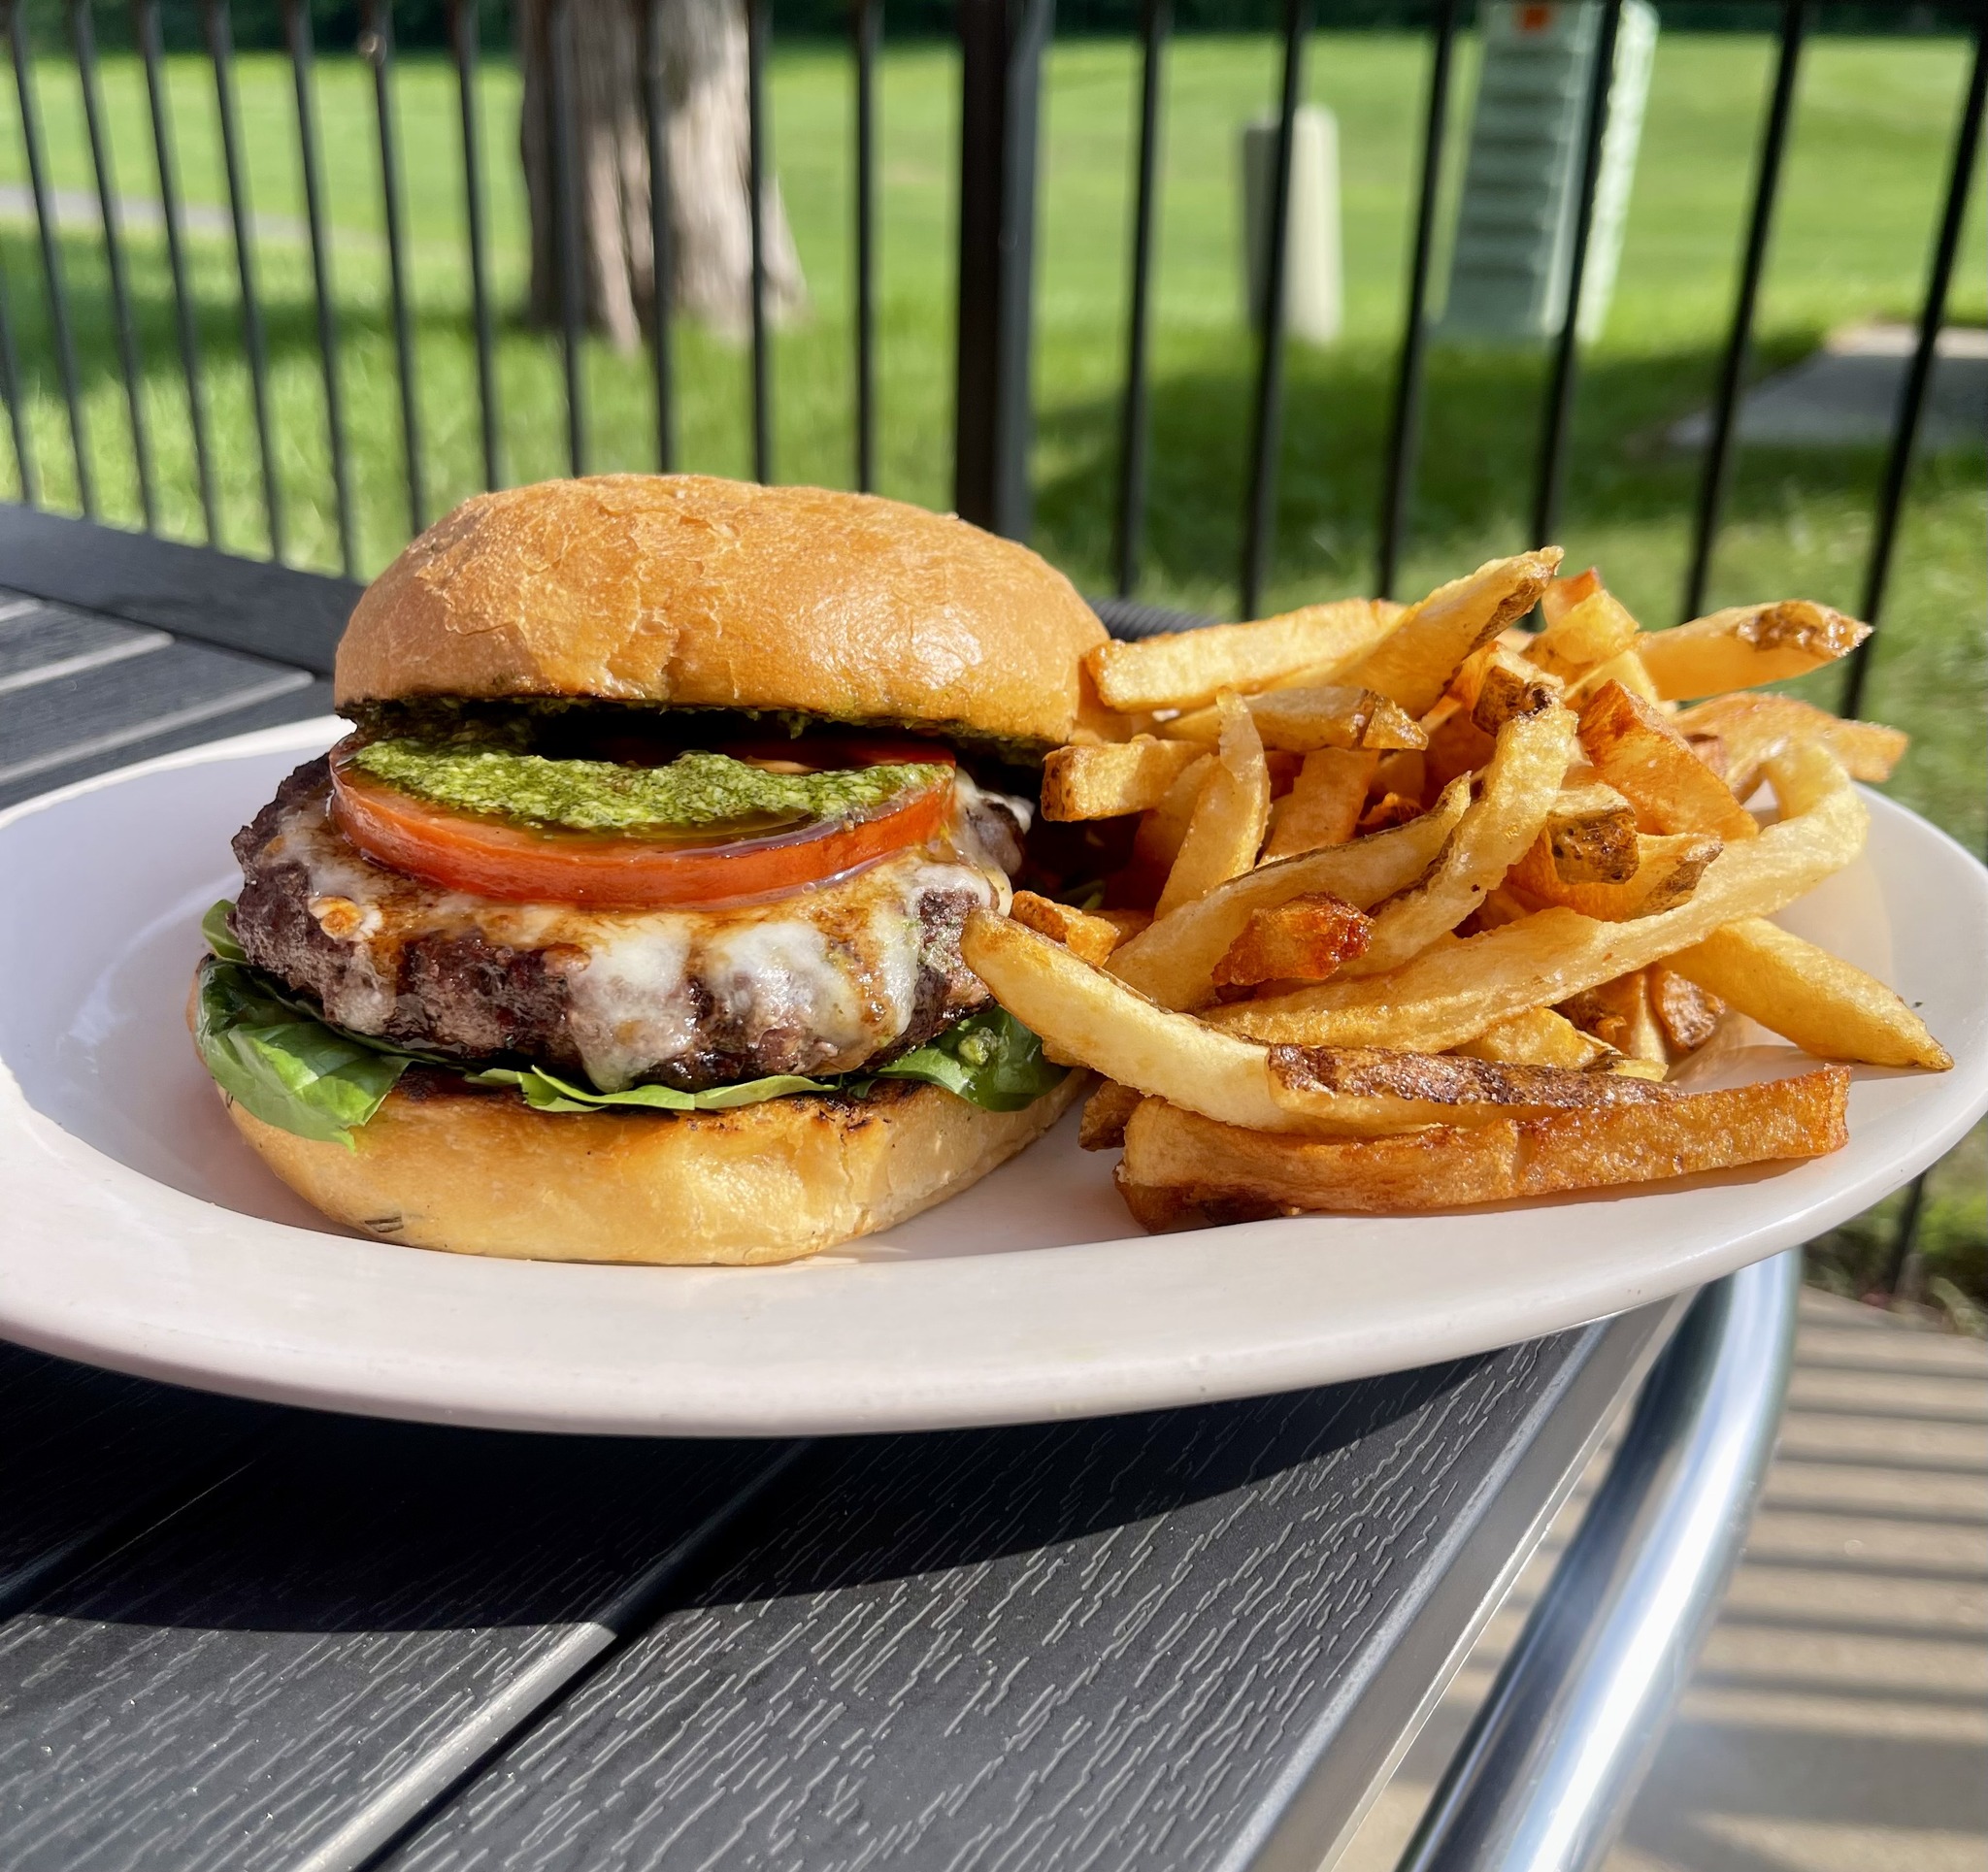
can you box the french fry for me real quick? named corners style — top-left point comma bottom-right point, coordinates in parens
top-left (1094, 907), bottom-right (1154, 944)
top-left (1340, 704), bottom-right (1578, 979)
top-left (1357, 792), bottom-right (1425, 834)
top-left (1425, 706), bottom-right (1497, 793)
top-left (1009, 891), bottom-right (1129, 967)
top-left (1545, 781), bottom-right (1640, 883)
top-left (1212, 893), bottom-right (1374, 987)
top-left (1648, 967), bottom-right (1724, 1055)
top-left (1667, 917), bottom-right (1952, 1070)
top-left (1164, 683), bottom-right (1427, 754)
top-left (1529, 589), bottom-right (1641, 678)
top-left (1129, 751), bottom-right (1213, 875)
top-left (1209, 742), bottom-right (1866, 1052)
top-left (1673, 693), bottom-right (1906, 799)
top-left (1567, 648), bottom-right (1662, 707)
top-left (1117, 1066), bottom-right (1850, 1223)
top-left (1154, 693), bottom-right (1271, 917)
top-left (1079, 1080), bottom-right (1144, 1151)
top-left (1473, 652), bottom-right (1565, 732)
top-left (1558, 970), bottom-right (1667, 1066)
top-left (1041, 735), bottom-right (1209, 821)
top-left (1109, 780), bottom-right (1471, 1009)
top-left (1268, 1045), bottom-right (1673, 1131)
top-left (1453, 1006), bottom-right (1610, 1069)
top-left (1510, 829), bottom-right (1722, 920)
top-left (1578, 679), bottom-right (1759, 842)
top-left (1083, 599), bottom-right (1398, 712)
top-left (1263, 748), bottom-right (1377, 859)
top-left (1637, 601), bottom-right (1870, 701)
top-left (1351, 548), bottom-right (1564, 716)
top-left (1539, 567), bottom-right (1603, 627)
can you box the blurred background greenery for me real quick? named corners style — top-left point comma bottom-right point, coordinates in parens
top-left (0, 18), bottom-right (1979, 1316)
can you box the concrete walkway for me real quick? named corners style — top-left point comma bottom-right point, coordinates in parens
top-left (1338, 1288), bottom-right (1988, 1872)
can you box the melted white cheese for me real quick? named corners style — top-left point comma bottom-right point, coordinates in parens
top-left (274, 772), bottom-right (1027, 1088)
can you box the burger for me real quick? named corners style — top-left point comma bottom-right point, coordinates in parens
top-left (190, 474), bottom-right (1111, 1264)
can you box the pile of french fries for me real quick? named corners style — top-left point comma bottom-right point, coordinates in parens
top-left (965, 550), bottom-right (1953, 1232)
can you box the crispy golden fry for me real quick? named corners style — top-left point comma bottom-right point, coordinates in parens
top-left (1668, 916), bottom-right (1951, 1070)
top-left (1510, 829), bottom-right (1723, 919)
top-left (1129, 751), bottom-right (1213, 875)
top-left (1558, 970), bottom-right (1667, 1065)
top-left (960, 911), bottom-right (1291, 1130)
top-left (1212, 892), bottom-right (1374, 988)
top-left (1209, 741), bottom-right (1865, 1051)
top-left (1545, 781), bottom-right (1640, 883)
top-left (1357, 792), bottom-right (1425, 835)
top-left (1079, 1080), bottom-right (1144, 1151)
top-left (1649, 967), bottom-right (1724, 1055)
top-left (1040, 735), bottom-right (1209, 822)
top-left (1267, 1045), bottom-right (1673, 1132)
top-left (1008, 892), bottom-right (1128, 967)
top-left (1263, 748), bottom-right (1377, 859)
top-left (1453, 1006), bottom-right (1610, 1069)
top-left (1567, 647), bottom-right (1661, 707)
top-left (1083, 599), bottom-right (1397, 712)
top-left (1473, 652), bottom-right (1565, 732)
top-left (1673, 693), bottom-right (1907, 799)
top-left (1116, 1067), bottom-right (1849, 1224)
top-left (1342, 704), bottom-right (1578, 979)
top-left (1539, 567), bottom-right (1602, 627)
top-left (1155, 693), bottom-right (1271, 917)
top-left (1351, 548), bottom-right (1564, 716)
top-left (1638, 601), bottom-right (1871, 701)
top-left (1530, 589), bottom-right (1641, 677)
top-left (1372, 746), bottom-right (1427, 800)
top-left (1425, 706), bottom-right (1497, 793)
top-left (1109, 780), bottom-right (1471, 1010)
top-left (1578, 679), bottom-right (1759, 842)
top-left (1165, 683), bottom-right (1427, 753)
top-left (1094, 906), bottom-right (1154, 943)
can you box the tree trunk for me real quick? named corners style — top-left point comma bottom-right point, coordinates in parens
top-left (518, 0), bottom-right (807, 350)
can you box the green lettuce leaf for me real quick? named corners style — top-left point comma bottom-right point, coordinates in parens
top-left (194, 903), bottom-right (1065, 1142)
top-left (192, 958), bottom-right (413, 1148)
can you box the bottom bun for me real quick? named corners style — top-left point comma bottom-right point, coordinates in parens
top-left (220, 1066), bottom-right (1084, 1265)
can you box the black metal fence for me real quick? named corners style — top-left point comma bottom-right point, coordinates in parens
top-left (0, 0), bottom-right (1981, 1279)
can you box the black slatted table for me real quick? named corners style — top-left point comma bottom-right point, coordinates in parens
top-left (0, 512), bottom-right (1689, 1872)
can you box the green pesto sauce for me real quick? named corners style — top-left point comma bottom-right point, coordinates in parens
top-left (348, 739), bottom-right (947, 835)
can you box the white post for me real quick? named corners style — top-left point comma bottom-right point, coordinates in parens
top-left (1242, 104), bottom-right (1342, 345)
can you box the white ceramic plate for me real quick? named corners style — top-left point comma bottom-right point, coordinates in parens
top-left (3, 719), bottom-right (1984, 1436)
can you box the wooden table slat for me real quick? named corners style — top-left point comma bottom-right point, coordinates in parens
top-left (0, 1354), bottom-right (798, 1872)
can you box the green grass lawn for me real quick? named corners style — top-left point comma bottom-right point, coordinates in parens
top-left (1, 28), bottom-right (1982, 1307)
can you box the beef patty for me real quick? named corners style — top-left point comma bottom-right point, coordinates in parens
top-left (230, 757), bottom-right (1024, 1092)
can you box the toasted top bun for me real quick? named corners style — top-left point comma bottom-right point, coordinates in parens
top-left (335, 474), bottom-right (1110, 749)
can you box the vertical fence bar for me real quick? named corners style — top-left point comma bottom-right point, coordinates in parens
top-left (283, 0), bottom-right (355, 576)
top-left (1839, 18), bottom-right (1985, 721)
top-left (71, 0), bottom-right (153, 531)
top-left (0, 254), bottom-right (32, 507)
top-left (206, 0), bottom-right (284, 560)
top-left (645, 0), bottom-right (675, 474)
top-left (448, 0), bottom-right (501, 491)
top-left (1529, 0), bottom-right (1621, 550)
top-left (6, 0), bottom-right (94, 518)
top-left (1112, 0), bottom-right (1170, 598)
top-left (1680, 0), bottom-right (1804, 622)
top-left (366, 0), bottom-right (425, 536)
top-left (747, 0), bottom-right (773, 483)
top-left (853, 0), bottom-right (879, 492)
top-left (547, 0), bottom-right (587, 477)
top-left (954, 0), bottom-right (1054, 540)
top-left (135, 0), bottom-right (216, 542)
top-left (1375, 0), bottom-right (1457, 602)
top-left (1240, 0), bottom-right (1309, 621)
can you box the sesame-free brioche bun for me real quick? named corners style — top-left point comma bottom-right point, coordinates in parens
top-left (335, 474), bottom-right (1110, 750)
top-left (212, 1038), bottom-right (1086, 1266)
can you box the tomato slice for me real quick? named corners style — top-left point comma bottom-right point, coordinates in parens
top-left (329, 744), bottom-right (957, 909)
